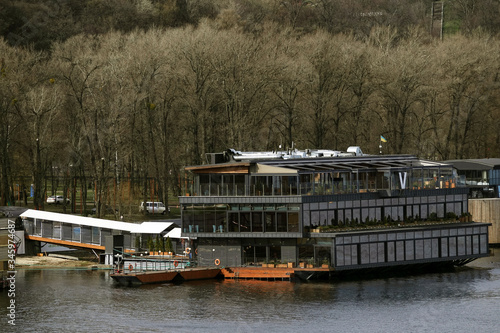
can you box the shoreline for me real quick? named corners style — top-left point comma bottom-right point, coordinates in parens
top-left (15, 255), bottom-right (110, 269)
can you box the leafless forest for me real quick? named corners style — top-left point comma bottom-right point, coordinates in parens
top-left (1, 0), bottom-right (500, 211)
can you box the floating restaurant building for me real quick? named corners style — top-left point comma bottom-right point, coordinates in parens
top-left (180, 147), bottom-right (490, 274)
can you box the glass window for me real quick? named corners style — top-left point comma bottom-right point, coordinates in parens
top-left (235, 175), bottom-right (246, 195)
top-left (210, 174), bottom-right (222, 196)
top-left (288, 212), bottom-right (299, 232)
top-left (91, 227), bottom-right (99, 244)
top-left (215, 204), bottom-right (227, 233)
top-left (300, 173), bottom-right (313, 195)
top-left (255, 246), bottom-right (266, 264)
top-left (277, 212), bottom-right (287, 232)
top-left (265, 212), bottom-right (276, 232)
top-left (264, 204), bottom-right (275, 210)
top-left (411, 168), bottom-right (423, 189)
top-left (252, 212), bottom-right (263, 232)
top-left (192, 205), bottom-right (205, 233)
top-left (240, 212), bottom-right (251, 231)
top-left (53, 222), bottom-right (61, 239)
top-left (72, 226), bottom-right (80, 242)
top-left (273, 176), bottom-right (282, 195)
top-left (282, 175), bottom-right (298, 195)
top-left (223, 175), bottom-right (233, 196)
top-left (203, 206), bottom-right (217, 233)
top-left (270, 246), bottom-right (281, 263)
top-left (228, 211), bottom-right (239, 232)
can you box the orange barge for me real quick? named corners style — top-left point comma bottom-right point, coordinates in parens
top-left (111, 266), bottom-right (333, 285)
top-left (110, 267), bottom-right (222, 286)
top-left (221, 266), bottom-right (331, 281)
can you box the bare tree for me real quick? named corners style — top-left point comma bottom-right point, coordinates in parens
top-left (371, 34), bottom-right (431, 154)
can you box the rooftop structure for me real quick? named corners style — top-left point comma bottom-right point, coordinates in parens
top-left (444, 158), bottom-right (500, 198)
top-left (179, 147), bottom-right (489, 273)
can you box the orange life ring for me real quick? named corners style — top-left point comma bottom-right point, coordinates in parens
top-left (185, 247), bottom-right (191, 254)
top-left (214, 258), bottom-right (220, 266)
top-left (195, 248), bottom-right (198, 255)
top-left (129, 264), bottom-right (133, 271)
top-left (174, 260), bottom-right (179, 267)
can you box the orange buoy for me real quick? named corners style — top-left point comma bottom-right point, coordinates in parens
top-left (174, 260), bottom-right (179, 267)
top-left (214, 258), bottom-right (221, 266)
top-left (129, 264), bottom-right (133, 271)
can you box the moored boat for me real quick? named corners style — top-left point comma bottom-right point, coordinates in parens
top-left (110, 267), bottom-right (222, 286)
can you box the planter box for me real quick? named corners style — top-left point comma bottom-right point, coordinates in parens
top-left (306, 264), bottom-right (314, 268)
top-left (321, 264), bottom-right (329, 268)
top-left (276, 264), bottom-right (287, 268)
top-left (287, 262), bottom-right (296, 268)
top-left (299, 262), bottom-right (306, 268)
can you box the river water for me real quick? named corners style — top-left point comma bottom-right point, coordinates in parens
top-left (2, 249), bottom-right (500, 332)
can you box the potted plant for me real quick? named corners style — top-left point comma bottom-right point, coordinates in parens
top-left (276, 261), bottom-right (287, 268)
top-left (321, 259), bottom-right (329, 268)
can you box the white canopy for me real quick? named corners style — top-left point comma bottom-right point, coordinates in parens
top-left (164, 227), bottom-right (189, 239)
top-left (20, 209), bottom-right (183, 237)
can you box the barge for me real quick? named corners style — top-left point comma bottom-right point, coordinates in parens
top-left (111, 267), bottom-right (222, 286)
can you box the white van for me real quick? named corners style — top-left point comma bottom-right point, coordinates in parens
top-left (139, 201), bottom-right (167, 214)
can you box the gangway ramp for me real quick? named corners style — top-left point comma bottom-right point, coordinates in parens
top-left (20, 209), bottom-right (182, 252)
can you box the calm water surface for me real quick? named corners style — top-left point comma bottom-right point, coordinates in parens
top-left (2, 249), bottom-right (500, 332)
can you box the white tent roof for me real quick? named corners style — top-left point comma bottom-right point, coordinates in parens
top-left (20, 209), bottom-right (178, 235)
top-left (129, 221), bottom-right (174, 234)
top-left (164, 227), bottom-right (189, 239)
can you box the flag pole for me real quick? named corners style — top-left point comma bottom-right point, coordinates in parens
top-left (379, 135), bottom-right (385, 155)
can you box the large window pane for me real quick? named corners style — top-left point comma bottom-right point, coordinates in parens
top-left (288, 212), bottom-right (299, 232)
top-left (240, 212), bottom-right (251, 232)
top-left (235, 175), bottom-right (245, 195)
top-left (265, 212), bottom-right (276, 232)
top-left (252, 212), bottom-right (263, 232)
top-left (215, 206), bottom-right (226, 233)
top-left (277, 212), bottom-right (287, 232)
top-left (300, 174), bottom-right (313, 195)
top-left (210, 174), bottom-right (222, 196)
top-left (228, 212), bottom-right (239, 232)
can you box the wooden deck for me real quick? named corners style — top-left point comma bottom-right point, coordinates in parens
top-left (221, 266), bottom-right (332, 281)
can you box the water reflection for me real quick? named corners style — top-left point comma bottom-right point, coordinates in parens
top-left (2, 250), bottom-right (499, 332)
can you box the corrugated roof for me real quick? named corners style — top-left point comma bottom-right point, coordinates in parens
top-left (256, 155), bottom-right (451, 172)
top-left (444, 159), bottom-right (500, 171)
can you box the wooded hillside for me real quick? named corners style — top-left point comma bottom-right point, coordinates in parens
top-left (1, 0), bottom-right (500, 210)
